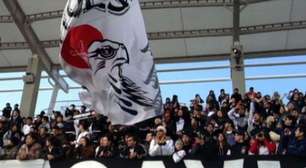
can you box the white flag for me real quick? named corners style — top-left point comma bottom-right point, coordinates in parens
top-left (59, 0), bottom-right (162, 125)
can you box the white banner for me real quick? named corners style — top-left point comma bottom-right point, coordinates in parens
top-left (0, 159), bottom-right (289, 168)
top-left (59, 0), bottom-right (162, 125)
top-left (0, 159), bottom-right (50, 168)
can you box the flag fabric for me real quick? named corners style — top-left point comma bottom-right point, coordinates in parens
top-left (59, 0), bottom-right (162, 125)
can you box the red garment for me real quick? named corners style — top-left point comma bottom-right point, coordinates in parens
top-left (249, 139), bottom-right (276, 155)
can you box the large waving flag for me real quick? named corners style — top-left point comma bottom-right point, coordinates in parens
top-left (59, 0), bottom-right (162, 125)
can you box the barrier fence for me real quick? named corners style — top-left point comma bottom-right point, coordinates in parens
top-left (1, 156), bottom-right (306, 168)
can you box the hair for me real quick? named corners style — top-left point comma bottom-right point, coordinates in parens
top-left (298, 125), bottom-right (306, 135)
top-left (47, 136), bottom-right (61, 147)
top-left (100, 134), bottom-right (113, 142)
top-left (42, 116), bottom-right (49, 122)
top-left (126, 134), bottom-right (137, 142)
top-left (79, 121), bottom-right (89, 130)
top-left (80, 136), bottom-right (90, 146)
top-left (27, 132), bottom-right (38, 142)
top-left (217, 133), bottom-right (228, 146)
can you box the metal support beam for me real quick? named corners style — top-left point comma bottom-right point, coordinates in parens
top-left (231, 0), bottom-right (246, 94)
top-left (2, 0), bottom-right (69, 93)
top-left (2, 20), bottom-right (306, 50)
top-left (20, 55), bottom-right (42, 117)
top-left (233, 0), bottom-right (240, 42)
top-left (0, 0), bottom-right (274, 23)
top-left (47, 85), bottom-right (59, 115)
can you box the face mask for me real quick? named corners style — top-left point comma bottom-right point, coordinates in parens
top-left (226, 130), bottom-right (232, 134)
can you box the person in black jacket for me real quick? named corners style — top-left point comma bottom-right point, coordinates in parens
top-left (231, 88), bottom-right (242, 102)
top-left (95, 134), bottom-right (116, 158)
top-left (9, 110), bottom-right (23, 130)
top-left (45, 136), bottom-right (64, 160)
top-left (217, 133), bottom-right (231, 156)
top-left (120, 134), bottom-right (146, 159)
top-left (0, 120), bottom-right (7, 147)
top-left (2, 103), bottom-right (12, 119)
top-left (90, 113), bottom-right (108, 143)
top-left (231, 130), bottom-right (248, 156)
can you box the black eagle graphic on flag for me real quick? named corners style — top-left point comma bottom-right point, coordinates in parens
top-left (59, 0), bottom-right (162, 125)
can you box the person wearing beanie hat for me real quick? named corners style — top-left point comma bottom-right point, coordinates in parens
top-left (149, 125), bottom-right (174, 156)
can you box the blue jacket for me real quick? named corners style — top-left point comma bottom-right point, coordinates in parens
top-left (287, 136), bottom-right (306, 156)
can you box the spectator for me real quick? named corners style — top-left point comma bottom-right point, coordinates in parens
top-left (149, 125), bottom-right (174, 156)
top-left (22, 117), bottom-right (33, 136)
top-left (16, 133), bottom-right (42, 160)
top-left (206, 90), bottom-right (219, 111)
top-left (190, 132), bottom-right (205, 156)
top-left (0, 120), bottom-right (7, 147)
top-left (190, 94), bottom-right (203, 112)
top-left (231, 88), bottom-right (242, 102)
top-left (217, 133), bottom-right (231, 156)
top-left (195, 94), bottom-right (204, 104)
top-left (9, 110), bottom-right (23, 130)
top-left (55, 114), bottom-right (65, 129)
top-left (80, 105), bottom-right (87, 114)
top-left (172, 140), bottom-right (186, 163)
top-left (13, 104), bottom-right (19, 112)
top-left (228, 102), bottom-right (249, 131)
top-left (33, 115), bottom-right (42, 130)
top-left (38, 127), bottom-right (50, 146)
top-left (44, 136), bottom-right (64, 160)
top-left (3, 123), bottom-right (23, 147)
top-left (224, 122), bottom-right (236, 146)
top-left (120, 134), bottom-right (146, 159)
top-left (2, 103), bottom-right (12, 119)
top-left (175, 106), bottom-right (191, 134)
top-left (0, 137), bottom-right (20, 159)
top-left (74, 121), bottom-right (90, 147)
top-left (202, 123), bottom-right (218, 158)
top-left (286, 126), bottom-right (306, 156)
top-left (164, 97), bottom-right (172, 111)
top-left (39, 116), bottom-right (50, 132)
top-left (231, 131), bottom-right (248, 156)
top-left (249, 131), bottom-right (276, 155)
top-left (90, 112), bottom-right (108, 143)
top-left (180, 132), bottom-right (192, 153)
top-left (75, 137), bottom-right (94, 159)
top-left (52, 126), bottom-right (68, 147)
top-left (210, 110), bottom-right (230, 130)
top-left (144, 132), bottom-right (153, 152)
top-left (247, 87), bottom-right (257, 99)
top-left (0, 88), bottom-right (304, 161)
top-left (163, 111), bottom-right (176, 139)
top-left (192, 105), bottom-right (207, 130)
top-left (171, 95), bottom-right (180, 109)
top-left (218, 89), bottom-right (227, 104)
top-left (95, 135), bottom-right (115, 158)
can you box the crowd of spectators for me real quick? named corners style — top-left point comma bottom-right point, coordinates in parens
top-left (0, 87), bottom-right (306, 162)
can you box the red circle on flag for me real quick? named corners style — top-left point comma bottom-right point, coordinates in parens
top-left (61, 25), bottom-right (103, 69)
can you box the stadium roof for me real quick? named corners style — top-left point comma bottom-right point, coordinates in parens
top-left (0, 0), bottom-right (306, 72)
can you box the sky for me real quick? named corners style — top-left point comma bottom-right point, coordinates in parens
top-left (0, 55), bottom-right (305, 115)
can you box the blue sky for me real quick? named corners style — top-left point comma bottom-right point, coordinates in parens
top-left (0, 55), bottom-right (305, 115)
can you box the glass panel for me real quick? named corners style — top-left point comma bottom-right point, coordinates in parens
top-left (160, 81), bottom-right (232, 106)
top-left (35, 90), bottom-right (52, 115)
top-left (0, 80), bottom-right (23, 90)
